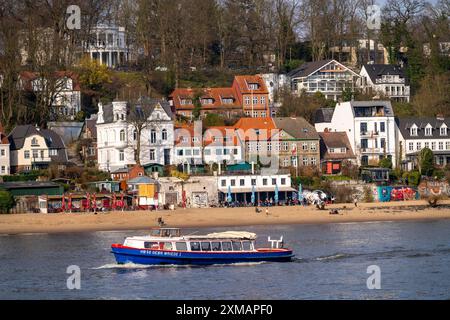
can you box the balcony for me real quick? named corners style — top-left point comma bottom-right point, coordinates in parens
top-left (360, 131), bottom-right (379, 137)
top-left (357, 147), bottom-right (384, 154)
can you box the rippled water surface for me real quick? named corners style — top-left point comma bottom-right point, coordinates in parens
top-left (1, 219), bottom-right (449, 299)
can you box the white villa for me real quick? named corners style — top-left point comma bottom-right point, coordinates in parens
top-left (359, 64), bottom-right (410, 102)
top-left (84, 24), bottom-right (130, 68)
top-left (315, 101), bottom-right (397, 167)
top-left (96, 99), bottom-right (174, 172)
top-left (287, 59), bottom-right (360, 101)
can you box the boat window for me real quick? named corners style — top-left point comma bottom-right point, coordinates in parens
top-left (144, 242), bottom-right (159, 249)
top-left (150, 230), bottom-right (161, 237)
top-left (242, 241), bottom-right (252, 251)
top-left (222, 241), bottom-right (232, 251)
top-left (211, 242), bottom-right (222, 251)
top-left (176, 242), bottom-right (188, 251)
top-left (190, 242), bottom-right (201, 251)
top-left (162, 242), bottom-right (173, 250)
top-left (232, 241), bottom-right (242, 251)
top-left (201, 242), bottom-right (211, 251)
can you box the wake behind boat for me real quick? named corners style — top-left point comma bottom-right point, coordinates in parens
top-left (111, 228), bottom-right (294, 265)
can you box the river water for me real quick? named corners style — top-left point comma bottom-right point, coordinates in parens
top-left (1, 219), bottom-right (449, 299)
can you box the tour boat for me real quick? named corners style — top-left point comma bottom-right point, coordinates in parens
top-left (111, 228), bottom-right (294, 265)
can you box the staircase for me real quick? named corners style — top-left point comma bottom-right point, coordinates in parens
top-left (67, 142), bottom-right (84, 167)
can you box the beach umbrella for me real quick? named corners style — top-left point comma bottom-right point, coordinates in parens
top-left (251, 185), bottom-right (256, 205)
top-left (68, 194), bottom-right (72, 212)
top-left (227, 185), bottom-right (232, 203)
top-left (298, 183), bottom-right (303, 201)
top-left (120, 193), bottom-right (125, 210)
top-left (112, 193), bottom-right (117, 210)
top-left (86, 193), bottom-right (91, 211)
top-left (61, 194), bottom-right (65, 212)
top-left (274, 185), bottom-right (279, 204)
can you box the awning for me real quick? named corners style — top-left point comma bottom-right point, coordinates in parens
top-left (218, 186), bottom-right (296, 193)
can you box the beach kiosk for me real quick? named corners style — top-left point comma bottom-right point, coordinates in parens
top-left (127, 176), bottom-right (159, 209)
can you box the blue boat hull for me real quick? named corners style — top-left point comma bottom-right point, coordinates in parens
top-left (111, 245), bottom-right (294, 265)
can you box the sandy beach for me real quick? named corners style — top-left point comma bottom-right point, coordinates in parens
top-left (1, 200), bottom-right (450, 235)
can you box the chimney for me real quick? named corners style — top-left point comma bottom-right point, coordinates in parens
top-left (436, 113), bottom-right (445, 121)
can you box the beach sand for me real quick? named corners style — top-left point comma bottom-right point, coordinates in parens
top-left (1, 200), bottom-right (450, 235)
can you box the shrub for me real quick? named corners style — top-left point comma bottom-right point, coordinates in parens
top-left (0, 190), bottom-right (15, 214)
top-left (406, 170), bottom-right (421, 186)
top-left (363, 186), bottom-right (374, 203)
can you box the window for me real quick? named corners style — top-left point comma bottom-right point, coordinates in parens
top-left (310, 143), bottom-right (317, 151)
top-left (162, 129), bottom-right (168, 141)
top-left (425, 142), bottom-right (430, 149)
top-left (244, 96), bottom-right (250, 105)
top-left (121, 114), bottom-right (124, 121)
top-left (251, 179), bottom-right (256, 186)
top-left (263, 178), bottom-right (268, 185)
top-left (211, 242), bottom-right (222, 251)
top-left (311, 157), bottom-right (317, 166)
top-left (233, 148), bottom-right (238, 155)
top-left (361, 139), bottom-right (368, 149)
top-left (190, 242), bottom-right (201, 251)
top-left (242, 241), bottom-right (252, 251)
top-left (260, 96), bottom-right (266, 105)
top-left (216, 149), bottom-right (222, 156)
top-left (240, 179), bottom-right (245, 186)
top-left (432, 142), bottom-right (436, 150)
top-left (33, 150), bottom-right (38, 158)
top-left (231, 179), bottom-right (236, 186)
top-left (150, 149), bottom-right (155, 160)
top-left (0, 149), bottom-right (4, 157)
top-left (440, 127), bottom-right (447, 136)
top-left (380, 138), bottom-right (386, 149)
top-left (329, 148), bottom-right (335, 153)
top-left (380, 122), bottom-right (385, 133)
top-left (248, 83), bottom-right (259, 90)
top-left (272, 178), bottom-right (276, 185)
top-left (360, 123), bottom-right (367, 134)
top-left (144, 242), bottom-right (158, 249)
top-left (267, 142), bottom-right (272, 152)
top-left (340, 148), bottom-right (346, 153)
top-left (185, 149), bottom-right (192, 156)
top-left (221, 179), bottom-right (226, 187)
top-left (261, 111), bottom-right (266, 117)
top-left (177, 149), bottom-right (184, 156)
top-left (416, 142), bottom-right (421, 150)
top-left (283, 158), bottom-right (289, 167)
top-left (409, 142), bottom-right (414, 151)
top-left (1, 166), bottom-right (5, 174)
top-left (252, 96), bottom-right (258, 105)
top-left (439, 156), bottom-right (445, 166)
top-left (150, 130), bottom-right (156, 143)
top-left (222, 242), bottom-right (232, 251)
top-left (411, 127), bottom-right (418, 136)
top-left (201, 242), bottom-right (211, 251)
top-left (204, 149), bottom-right (211, 155)
top-left (439, 142), bottom-right (444, 150)
top-left (232, 241), bottom-right (242, 251)
top-left (446, 142), bottom-right (450, 150)
top-left (120, 130), bottom-right (125, 141)
top-left (302, 143), bottom-right (308, 151)
top-left (281, 178), bottom-right (286, 185)
top-left (425, 127), bottom-right (432, 136)
top-left (193, 149), bottom-right (200, 156)
top-left (119, 150), bottom-right (124, 161)
top-left (283, 142), bottom-right (289, 151)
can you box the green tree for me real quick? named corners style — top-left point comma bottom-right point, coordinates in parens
top-left (203, 113), bottom-right (225, 127)
top-left (0, 190), bottom-right (15, 214)
top-left (192, 90), bottom-right (203, 120)
top-left (379, 157), bottom-right (393, 169)
top-left (418, 147), bottom-right (434, 176)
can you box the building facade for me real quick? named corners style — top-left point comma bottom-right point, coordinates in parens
top-left (288, 59), bottom-right (360, 101)
top-left (84, 24), bottom-right (130, 68)
top-left (0, 124), bottom-right (10, 176)
top-left (397, 116), bottom-right (450, 170)
top-left (359, 64), bottom-right (410, 102)
top-left (96, 99), bottom-right (174, 172)
top-left (315, 101), bottom-right (397, 167)
top-left (232, 75), bottom-right (270, 117)
top-left (8, 125), bottom-right (68, 173)
top-left (319, 131), bottom-right (356, 175)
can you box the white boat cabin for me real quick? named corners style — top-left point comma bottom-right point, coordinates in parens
top-left (123, 228), bottom-right (257, 252)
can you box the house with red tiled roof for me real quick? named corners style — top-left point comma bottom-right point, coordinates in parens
top-left (18, 71), bottom-right (81, 120)
top-left (0, 123), bottom-right (10, 176)
top-left (232, 75), bottom-right (270, 117)
top-left (169, 75), bottom-right (270, 119)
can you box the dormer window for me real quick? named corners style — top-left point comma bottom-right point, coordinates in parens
top-left (221, 97), bottom-right (234, 104)
top-left (180, 99), bottom-right (192, 105)
top-left (201, 98), bottom-right (214, 105)
top-left (248, 83), bottom-right (259, 90)
top-left (410, 126), bottom-right (418, 136)
top-left (31, 137), bottom-right (39, 146)
top-left (440, 125), bottom-right (447, 136)
top-left (425, 125), bottom-right (432, 136)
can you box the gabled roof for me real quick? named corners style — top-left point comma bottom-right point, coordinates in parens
top-left (396, 117), bottom-right (450, 140)
top-left (169, 87), bottom-right (241, 110)
top-left (233, 75), bottom-right (268, 94)
top-left (8, 125), bottom-right (65, 150)
top-left (319, 131), bottom-right (355, 160)
top-left (314, 108), bottom-right (335, 124)
top-left (233, 117), bottom-right (277, 141)
top-left (19, 71), bottom-right (81, 91)
top-left (362, 64), bottom-right (407, 84)
top-left (288, 59), bottom-right (359, 79)
top-left (273, 117), bottom-right (320, 140)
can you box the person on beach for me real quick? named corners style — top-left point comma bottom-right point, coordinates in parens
top-left (354, 197), bottom-right (358, 207)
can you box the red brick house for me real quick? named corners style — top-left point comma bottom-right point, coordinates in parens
top-left (232, 75), bottom-right (269, 118)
